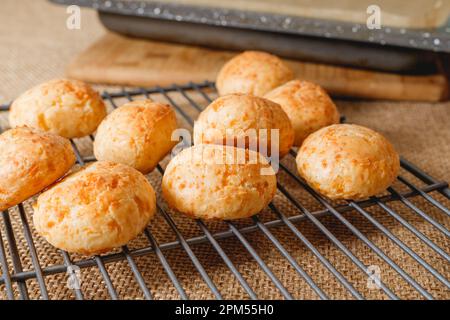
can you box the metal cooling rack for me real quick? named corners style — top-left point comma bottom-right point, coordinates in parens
top-left (0, 81), bottom-right (449, 300)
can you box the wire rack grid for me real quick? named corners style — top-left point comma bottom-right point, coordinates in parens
top-left (0, 81), bottom-right (449, 300)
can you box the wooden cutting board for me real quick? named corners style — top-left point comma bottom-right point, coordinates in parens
top-left (67, 33), bottom-right (449, 102)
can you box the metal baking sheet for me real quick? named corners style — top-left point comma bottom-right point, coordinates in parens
top-left (98, 11), bottom-right (439, 74)
top-left (51, 0), bottom-right (450, 52)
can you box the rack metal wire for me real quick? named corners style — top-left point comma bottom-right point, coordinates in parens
top-left (0, 81), bottom-right (449, 300)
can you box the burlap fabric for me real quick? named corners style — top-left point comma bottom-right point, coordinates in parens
top-left (0, 0), bottom-right (449, 300)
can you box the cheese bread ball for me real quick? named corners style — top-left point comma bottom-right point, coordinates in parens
top-left (265, 80), bottom-right (340, 146)
top-left (94, 100), bottom-right (178, 174)
top-left (193, 94), bottom-right (294, 158)
top-left (9, 79), bottom-right (107, 138)
top-left (216, 51), bottom-right (294, 96)
top-left (0, 127), bottom-right (75, 211)
top-left (296, 124), bottom-right (400, 200)
top-left (162, 144), bottom-right (277, 220)
top-left (33, 161), bottom-right (156, 255)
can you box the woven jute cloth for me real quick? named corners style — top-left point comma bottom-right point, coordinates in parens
top-left (0, 0), bottom-right (449, 300)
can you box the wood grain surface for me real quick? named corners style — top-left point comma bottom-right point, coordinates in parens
top-left (66, 33), bottom-right (449, 102)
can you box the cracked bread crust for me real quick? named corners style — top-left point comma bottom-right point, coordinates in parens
top-left (33, 161), bottom-right (156, 255)
top-left (9, 79), bottom-right (106, 138)
top-left (193, 93), bottom-right (294, 158)
top-left (265, 80), bottom-right (340, 146)
top-left (296, 124), bottom-right (400, 200)
top-left (216, 51), bottom-right (294, 97)
top-left (0, 126), bottom-right (75, 211)
top-left (162, 144), bottom-right (277, 220)
top-left (94, 100), bottom-right (177, 174)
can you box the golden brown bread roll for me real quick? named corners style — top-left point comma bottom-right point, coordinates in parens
top-left (0, 127), bottom-right (75, 211)
top-left (33, 161), bottom-right (156, 255)
top-left (94, 100), bottom-right (177, 174)
top-left (216, 51), bottom-right (294, 96)
top-left (193, 93), bottom-right (294, 158)
top-left (264, 80), bottom-right (340, 146)
top-left (162, 144), bottom-right (277, 220)
top-left (9, 79), bottom-right (107, 138)
top-left (296, 124), bottom-right (400, 200)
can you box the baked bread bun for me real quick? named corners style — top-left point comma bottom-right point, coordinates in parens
top-left (94, 100), bottom-right (177, 174)
top-left (33, 161), bottom-right (156, 255)
top-left (193, 94), bottom-right (294, 158)
top-left (0, 127), bottom-right (75, 211)
top-left (216, 51), bottom-right (294, 96)
top-left (162, 144), bottom-right (276, 220)
top-left (296, 124), bottom-right (400, 200)
top-left (265, 80), bottom-right (340, 146)
top-left (9, 79), bottom-right (107, 138)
